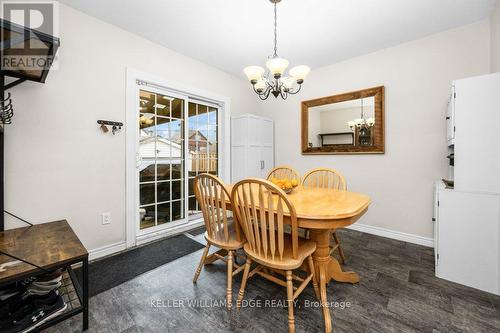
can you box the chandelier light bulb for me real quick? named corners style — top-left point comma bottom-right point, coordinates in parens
top-left (282, 76), bottom-right (295, 90)
top-left (366, 117), bottom-right (375, 126)
top-left (266, 57), bottom-right (289, 78)
top-left (254, 78), bottom-right (267, 92)
top-left (289, 65), bottom-right (310, 83)
top-left (243, 66), bottom-right (265, 83)
top-left (354, 118), bottom-right (364, 127)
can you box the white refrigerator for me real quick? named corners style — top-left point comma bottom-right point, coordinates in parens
top-left (434, 72), bottom-right (500, 295)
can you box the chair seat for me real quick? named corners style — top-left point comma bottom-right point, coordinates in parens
top-left (205, 222), bottom-right (244, 250)
top-left (243, 235), bottom-right (316, 270)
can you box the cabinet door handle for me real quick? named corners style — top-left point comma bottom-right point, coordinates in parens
top-left (260, 160), bottom-right (264, 170)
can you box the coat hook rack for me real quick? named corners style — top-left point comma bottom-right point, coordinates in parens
top-left (97, 120), bottom-right (123, 135)
top-left (0, 19), bottom-right (60, 232)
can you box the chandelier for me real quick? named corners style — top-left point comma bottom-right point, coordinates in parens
top-left (243, 0), bottom-right (310, 100)
top-left (347, 98), bottom-right (375, 130)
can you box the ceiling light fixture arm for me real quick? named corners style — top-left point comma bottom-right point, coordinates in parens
top-left (286, 82), bottom-right (303, 95)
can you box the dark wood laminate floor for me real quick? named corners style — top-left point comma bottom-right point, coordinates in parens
top-left (44, 229), bottom-right (500, 333)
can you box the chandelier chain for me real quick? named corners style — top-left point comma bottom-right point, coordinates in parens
top-left (361, 98), bottom-right (364, 118)
top-left (273, 2), bottom-right (278, 57)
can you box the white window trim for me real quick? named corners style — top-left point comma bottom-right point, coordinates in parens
top-left (126, 68), bottom-right (231, 248)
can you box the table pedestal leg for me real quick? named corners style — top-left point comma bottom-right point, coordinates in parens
top-left (309, 229), bottom-right (360, 333)
top-left (309, 229), bottom-right (332, 333)
top-left (325, 255), bottom-right (359, 284)
top-left (318, 262), bottom-right (332, 333)
top-left (310, 229), bottom-right (359, 284)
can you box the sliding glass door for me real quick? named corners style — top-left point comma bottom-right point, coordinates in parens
top-left (137, 86), bottom-right (220, 234)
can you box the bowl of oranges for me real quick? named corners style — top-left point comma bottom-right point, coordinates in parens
top-left (269, 177), bottom-right (299, 194)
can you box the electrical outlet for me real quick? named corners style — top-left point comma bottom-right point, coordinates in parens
top-left (102, 212), bottom-right (111, 225)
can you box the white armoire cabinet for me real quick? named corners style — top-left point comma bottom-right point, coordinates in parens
top-left (231, 114), bottom-right (274, 182)
top-left (434, 73), bottom-right (500, 296)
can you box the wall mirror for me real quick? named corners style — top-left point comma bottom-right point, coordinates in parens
top-left (301, 86), bottom-right (385, 154)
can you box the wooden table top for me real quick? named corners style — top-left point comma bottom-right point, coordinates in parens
top-left (0, 220), bottom-right (88, 283)
top-left (227, 184), bottom-right (371, 228)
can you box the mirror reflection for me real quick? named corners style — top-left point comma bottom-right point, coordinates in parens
top-left (308, 97), bottom-right (375, 148)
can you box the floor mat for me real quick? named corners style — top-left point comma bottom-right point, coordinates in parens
top-left (187, 226), bottom-right (206, 236)
top-left (75, 234), bottom-right (204, 297)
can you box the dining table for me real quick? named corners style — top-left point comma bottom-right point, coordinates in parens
top-left (204, 184), bottom-right (371, 333)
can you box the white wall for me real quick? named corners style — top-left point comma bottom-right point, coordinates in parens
top-left (255, 21), bottom-right (490, 239)
top-left (4, 5), bottom-right (257, 252)
top-left (491, 1), bottom-right (500, 72)
top-left (3, 5), bottom-right (494, 253)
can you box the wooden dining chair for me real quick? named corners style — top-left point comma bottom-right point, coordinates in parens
top-left (301, 168), bottom-right (347, 264)
top-left (192, 174), bottom-right (245, 309)
top-left (266, 165), bottom-right (300, 181)
top-left (232, 178), bottom-right (320, 333)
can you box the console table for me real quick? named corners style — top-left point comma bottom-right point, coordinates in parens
top-left (0, 220), bottom-right (88, 331)
top-left (318, 132), bottom-right (355, 146)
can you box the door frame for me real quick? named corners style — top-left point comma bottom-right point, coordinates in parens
top-left (126, 68), bottom-right (231, 248)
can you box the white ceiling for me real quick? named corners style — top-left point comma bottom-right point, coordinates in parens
top-left (59, 0), bottom-right (496, 78)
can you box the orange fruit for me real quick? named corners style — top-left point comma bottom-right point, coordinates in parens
top-left (285, 181), bottom-right (292, 189)
top-left (291, 179), bottom-right (298, 187)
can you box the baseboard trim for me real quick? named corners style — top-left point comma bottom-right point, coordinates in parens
top-left (88, 241), bottom-right (127, 261)
top-left (347, 223), bottom-right (434, 248)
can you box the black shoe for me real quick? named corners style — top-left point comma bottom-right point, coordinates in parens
top-left (0, 291), bottom-right (66, 333)
top-left (0, 290), bottom-right (59, 321)
top-left (0, 283), bottom-right (25, 302)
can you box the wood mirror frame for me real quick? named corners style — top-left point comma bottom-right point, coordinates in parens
top-left (301, 86), bottom-right (385, 155)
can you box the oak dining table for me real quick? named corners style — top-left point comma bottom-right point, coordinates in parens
top-left (205, 184), bottom-right (371, 333)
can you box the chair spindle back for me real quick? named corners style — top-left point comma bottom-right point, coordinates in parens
top-left (301, 168), bottom-right (347, 191)
top-left (231, 178), bottom-right (298, 261)
top-left (266, 166), bottom-right (300, 181)
top-left (194, 174), bottom-right (232, 242)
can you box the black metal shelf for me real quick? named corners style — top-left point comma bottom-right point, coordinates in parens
top-left (32, 266), bottom-right (86, 332)
top-left (0, 263), bottom-right (88, 332)
top-left (0, 262), bottom-right (88, 332)
top-left (0, 221), bottom-right (89, 331)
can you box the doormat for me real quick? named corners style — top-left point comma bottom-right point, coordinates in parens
top-left (75, 234), bottom-right (204, 297)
